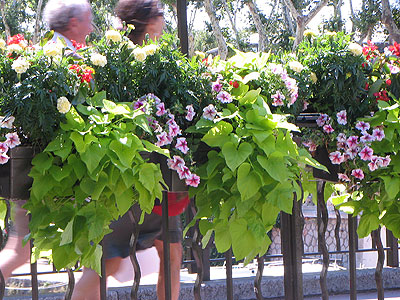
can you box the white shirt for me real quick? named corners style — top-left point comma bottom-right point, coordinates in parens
top-left (51, 32), bottom-right (76, 52)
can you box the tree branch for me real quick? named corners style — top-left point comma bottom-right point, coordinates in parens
top-left (0, 0), bottom-right (10, 38)
top-left (304, 0), bottom-right (329, 25)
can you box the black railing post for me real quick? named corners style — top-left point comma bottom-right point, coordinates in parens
top-left (128, 206), bottom-right (141, 300)
top-left (281, 193), bottom-right (303, 300)
top-left (386, 229), bottom-right (399, 267)
top-left (225, 248), bottom-right (233, 300)
top-left (162, 191), bottom-right (172, 300)
top-left (30, 238), bottom-right (39, 300)
top-left (176, 0), bottom-right (188, 55)
top-left (348, 214), bottom-right (358, 300)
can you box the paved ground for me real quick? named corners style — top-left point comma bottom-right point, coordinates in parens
top-left (304, 290), bottom-right (400, 299)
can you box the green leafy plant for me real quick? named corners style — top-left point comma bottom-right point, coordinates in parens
top-left (25, 93), bottom-right (166, 272)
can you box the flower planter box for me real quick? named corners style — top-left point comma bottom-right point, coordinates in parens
top-left (0, 146), bottom-right (34, 200)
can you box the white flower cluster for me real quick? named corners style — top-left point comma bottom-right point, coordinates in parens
top-left (90, 53), bottom-right (107, 67)
top-left (11, 57), bottom-right (30, 74)
top-left (348, 42), bottom-right (363, 56)
top-left (105, 30), bottom-right (122, 43)
top-left (57, 96), bottom-right (71, 114)
top-left (43, 41), bottom-right (64, 57)
top-left (0, 39), bottom-right (5, 50)
top-left (289, 61), bottom-right (304, 73)
top-left (132, 44), bottom-right (158, 62)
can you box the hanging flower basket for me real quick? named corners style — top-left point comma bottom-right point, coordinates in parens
top-left (0, 146), bottom-right (35, 200)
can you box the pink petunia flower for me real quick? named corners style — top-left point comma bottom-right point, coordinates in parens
top-left (355, 121), bottom-right (370, 132)
top-left (175, 137), bottom-right (189, 154)
top-left (156, 102), bottom-right (166, 116)
top-left (212, 81), bottom-right (223, 93)
top-left (272, 91), bottom-right (285, 106)
top-left (346, 136), bottom-right (359, 149)
top-left (217, 91), bottom-right (233, 104)
top-left (346, 147), bottom-right (359, 159)
top-left (329, 151), bottom-right (344, 164)
top-left (368, 162), bottom-right (378, 171)
top-left (0, 142), bottom-right (9, 153)
top-left (167, 155), bottom-right (185, 170)
top-left (177, 166), bottom-right (191, 180)
top-left (338, 173), bottom-right (350, 182)
top-left (303, 101), bottom-right (309, 111)
top-left (316, 114), bottom-right (329, 127)
top-left (0, 116), bottom-right (15, 129)
top-left (337, 142), bottom-right (346, 150)
top-left (156, 131), bottom-right (169, 147)
top-left (5, 132), bottom-right (20, 148)
top-left (185, 173), bottom-right (201, 187)
top-left (359, 146), bottom-right (374, 161)
top-left (337, 133), bottom-right (347, 143)
top-left (360, 133), bottom-right (375, 143)
top-left (185, 105), bottom-right (196, 121)
top-left (372, 128), bottom-right (385, 141)
top-left (0, 152), bottom-right (9, 164)
top-left (133, 100), bottom-right (146, 111)
top-left (351, 169), bottom-right (364, 180)
top-left (203, 104), bottom-right (217, 120)
top-left (336, 110), bottom-right (347, 125)
top-left (323, 124), bottom-right (334, 134)
top-left (303, 141), bottom-right (317, 152)
top-left (168, 123), bottom-right (182, 138)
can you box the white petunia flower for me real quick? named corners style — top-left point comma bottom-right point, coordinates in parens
top-left (90, 53), bottom-right (107, 67)
top-left (57, 97), bottom-right (71, 114)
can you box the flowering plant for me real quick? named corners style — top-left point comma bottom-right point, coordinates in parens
top-left (0, 33), bottom-right (90, 148)
top-left (0, 116), bottom-right (21, 164)
top-left (186, 51), bottom-right (323, 263)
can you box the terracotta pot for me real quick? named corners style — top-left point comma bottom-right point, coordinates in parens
top-left (0, 146), bottom-right (34, 199)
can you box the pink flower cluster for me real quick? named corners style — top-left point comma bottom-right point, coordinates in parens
top-left (167, 156), bottom-right (200, 187)
top-left (211, 80), bottom-right (233, 104)
top-left (0, 116), bottom-right (21, 164)
top-left (268, 63), bottom-right (299, 106)
top-left (319, 112), bottom-right (390, 181)
top-left (136, 94), bottom-right (200, 187)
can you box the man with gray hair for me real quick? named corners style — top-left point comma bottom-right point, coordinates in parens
top-left (43, 0), bottom-right (93, 50)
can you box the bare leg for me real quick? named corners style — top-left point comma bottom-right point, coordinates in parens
top-left (0, 202), bottom-right (30, 280)
top-left (71, 256), bottom-right (122, 300)
top-left (154, 240), bottom-right (182, 300)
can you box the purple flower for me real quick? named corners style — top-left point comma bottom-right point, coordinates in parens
top-left (156, 102), bottom-right (166, 116)
top-left (316, 114), bottom-right (329, 127)
top-left (360, 133), bottom-right (375, 143)
top-left (203, 104), bottom-right (217, 120)
top-left (185, 105), bottom-right (196, 121)
top-left (217, 91), bottom-right (233, 104)
top-left (212, 81), bottom-right (223, 93)
top-left (345, 147), bottom-right (358, 159)
top-left (337, 133), bottom-right (347, 142)
top-left (359, 146), bottom-right (373, 161)
top-left (272, 91), bottom-right (285, 106)
top-left (351, 169), bottom-right (364, 180)
top-left (336, 110), bottom-right (347, 125)
top-left (134, 100), bottom-right (145, 111)
top-left (175, 137), bottom-right (189, 154)
top-left (382, 155), bottom-right (391, 167)
top-left (338, 173), bottom-right (350, 182)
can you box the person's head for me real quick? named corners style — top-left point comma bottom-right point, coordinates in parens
top-left (115, 0), bottom-right (164, 45)
top-left (43, 0), bottom-right (93, 44)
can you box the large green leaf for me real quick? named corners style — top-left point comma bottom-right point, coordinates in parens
top-left (239, 88), bottom-right (261, 105)
top-left (262, 202), bottom-right (280, 226)
top-left (139, 163), bottom-right (157, 192)
top-left (115, 188), bottom-right (134, 215)
top-left (31, 152), bottom-right (53, 175)
top-left (102, 99), bottom-right (131, 114)
top-left (382, 176), bottom-right (400, 199)
top-left (357, 213), bottom-right (379, 238)
top-left (229, 218), bottom-right (257, 260)
top-left (237, 163), bottom-right (262, 201)
top-left (214, 221), bottom-right (231, 253)
top-left (266, 182), bottom-right (294, 213)
top-left (222, 142), bottom-right (253, 172)
top-left (80, 143), bottom-right (107, 174)
top-left (60, 219), bottom-right (74, 246)
top-left (70, 132), bottom-right (86, 154)
top-left (257, 152), bottom-right (291, 183)
top-left (109, 139), bottom-right (137, 168)
top-left (202, 121), bottom-right (233, 148)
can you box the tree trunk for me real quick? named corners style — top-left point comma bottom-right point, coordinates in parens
top-left (381, 0), bottom-right (400, 43)
top-left (222, 0), bottom-right (242, 50)
top-left (349, 0), bottom-right (356, 33)
top-left (282, 0), bottom-right (294, 35)
top-left (203, 0), bottom-right (228, 59)
top-left (333, 0), bottom-right (343, 31)
top-left (33, 0), bottom-right (44, 44)
top-left (0, 0), bottom-right (10, 38)
top-left (282, 0), bottom-right (329, 49)
top-left (246, 0), bottom-right (267, 52)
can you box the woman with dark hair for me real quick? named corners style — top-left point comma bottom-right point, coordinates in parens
top-left (72, 1), bottom-right (183, 300)
top-left (115, 0), bottom-right (164, 44)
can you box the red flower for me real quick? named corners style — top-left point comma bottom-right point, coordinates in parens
top-left (362, 40), bottom-right (378, 60)
top-left (7, 34), bottom-right (25, 45)
top-left (386, 79), bottom-right (392, 86)
top-left (375, 90), bottom-right (390, 102)
top-left (69, 64), bottom-right (94, 83)
top-left (71, 40), bottom-right (85, 50)
top-left (229, 80), bottom-right (239, 88)
top-left (388, 42), bottom-right (400, 57)
top-left (365, 83), bottom-right (369, 90)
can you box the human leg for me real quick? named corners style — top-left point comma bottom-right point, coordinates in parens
top-left (71, 256), bottom-right (122, 300)
top-left (0, 200), bottom-right (30, 280)
top-left (154, 239), bottom-right (182, 300)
